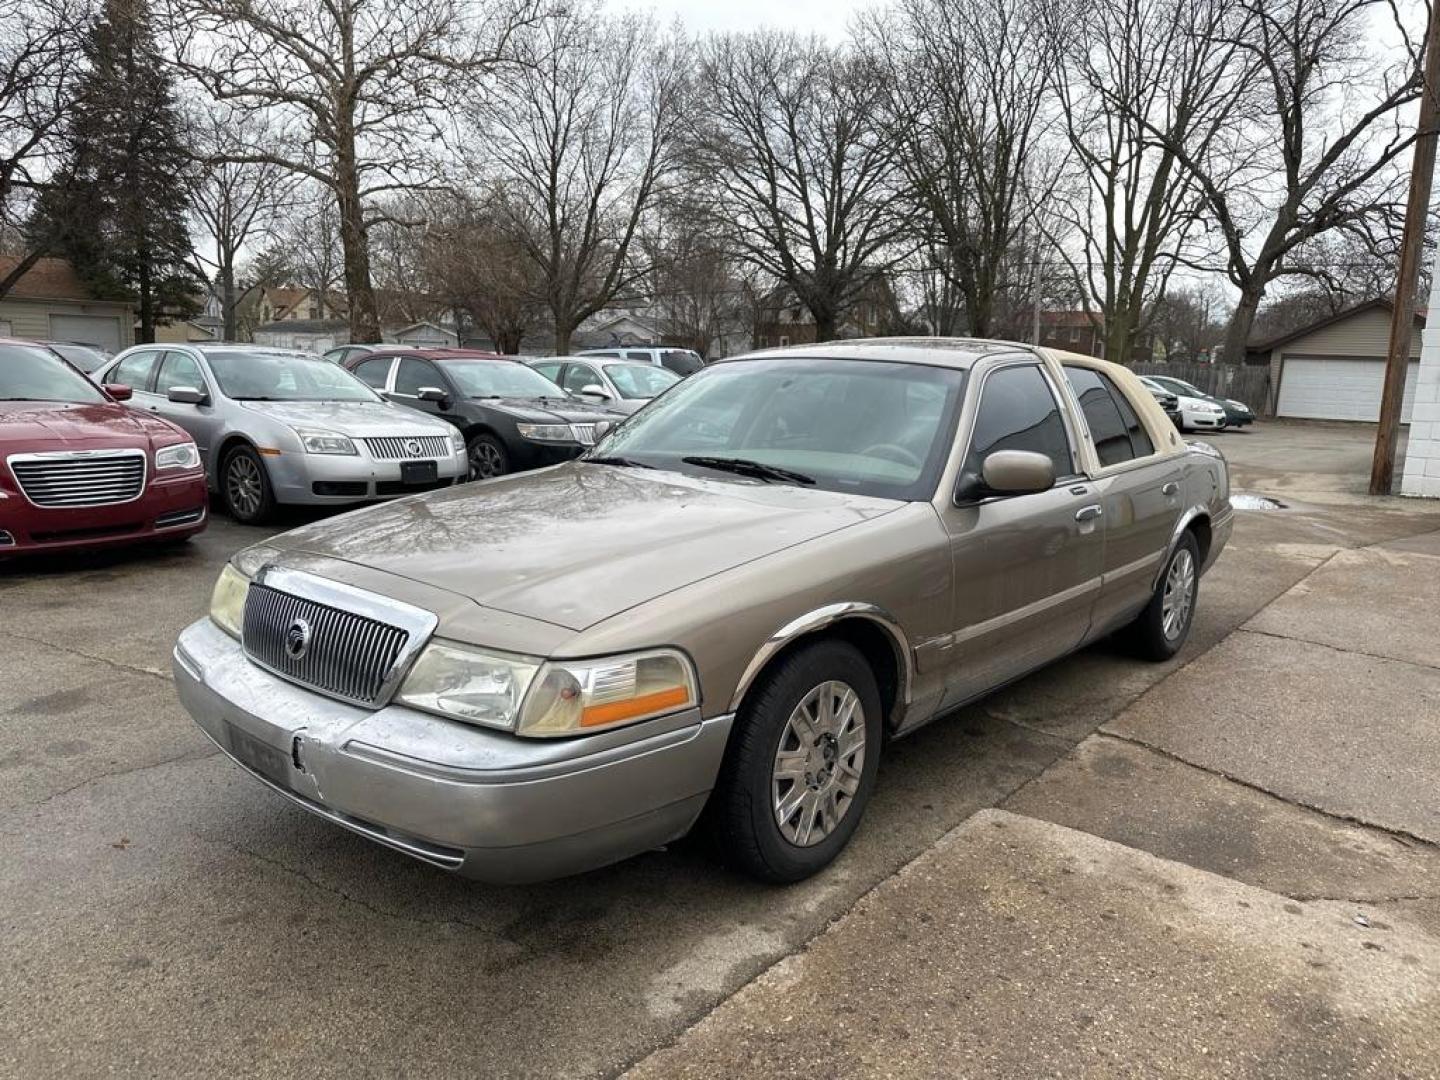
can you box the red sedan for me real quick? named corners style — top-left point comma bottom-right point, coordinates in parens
top-left (1, 339), bottom-right (209, 556)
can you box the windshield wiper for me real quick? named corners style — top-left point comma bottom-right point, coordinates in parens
top-left (585, 455), bottom-right (655, 469)
top-left (681, 456), bottom-right (815, 486)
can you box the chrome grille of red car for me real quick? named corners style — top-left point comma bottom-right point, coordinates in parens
top-left (9, 450), bottom-right (146, 508)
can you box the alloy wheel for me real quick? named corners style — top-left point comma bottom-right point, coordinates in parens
top-left (469, 440), bottom-right (504, 478)
top-left (771, 680), bottom-right (866, 847)
top-left (1161, 547), bottom-right (1196, 641)
top-left (226, 455), bottom-right (262, 519)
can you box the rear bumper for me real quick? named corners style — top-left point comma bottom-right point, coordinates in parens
top-left (173, 618), bottom-right (732, 883)
top-left (0, 472), bottom-right (208, 554)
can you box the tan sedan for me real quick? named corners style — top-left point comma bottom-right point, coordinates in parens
top-left (174, 339), bottom-right (1232, 883)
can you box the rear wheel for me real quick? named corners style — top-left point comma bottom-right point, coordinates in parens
top-left (221, 446), bottom-right (275, 525)
top-left (467, 433), bottom-right (509, 479)
top-left (705, 639), bottom-right (881, 883)
top-left (1122, 531), bottom-right (1199, 661)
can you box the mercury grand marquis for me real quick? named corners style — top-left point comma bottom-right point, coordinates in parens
top-left (173, 339), bottom-right (1233, 883)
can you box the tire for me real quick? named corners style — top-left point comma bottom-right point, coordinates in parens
top-left (705, 639), bottom-right (882, 883)
top-left (467, 433), bottom-right (509, 479)
top-left (1122, 531), bottom-right (1200, 661)
top-left (221, 445), bottom-right (276, 525)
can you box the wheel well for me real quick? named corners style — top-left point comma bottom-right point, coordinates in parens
top-left (735, 617), bottom-right (903, 729)
top-left (1186, 514), bottom-right (1212, 565)
top-left (213, 434), bottom-right (258, 489)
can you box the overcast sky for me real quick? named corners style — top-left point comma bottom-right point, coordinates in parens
top-left (613, 0), bottom-right (871, 36)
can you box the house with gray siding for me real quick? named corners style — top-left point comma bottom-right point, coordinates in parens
top-left (0, 256), bottom-right (135, 353)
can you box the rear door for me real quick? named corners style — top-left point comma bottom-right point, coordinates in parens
top-left (1061, 364), bottom-right (1185, 632)
top-left (937, 360), bottom-right (1105, 706)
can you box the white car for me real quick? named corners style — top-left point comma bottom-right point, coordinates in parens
top-left (524, 355), bottom-right (681, 415)
top-left (578, 346), bottom-right (706, 377)
top-left (1141, 376), bottom-right (1226, 432)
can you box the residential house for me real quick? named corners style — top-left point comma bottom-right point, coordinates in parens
top-left (254, 285), bottom-right (347, 325)
top-left (1035, 310), bottom-right (1156, 363)
top-left (155, 289), bottom-right (225, 344)
top-left (1247, 298), bottom-right (1422, 422)
top-left (753, 279), bottom-right (899, 349)
top-left (0, 256), bottom-right (135, 353)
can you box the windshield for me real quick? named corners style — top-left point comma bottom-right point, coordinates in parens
top-left (441, 359), bottom-right (567, 398)
top-left (0, 343), bottom-right (108, 403)
top-left (47, 343), bottom-right (109, 373)
top-left (589, 356), bottom-right (965, 500)
top-left (205, 350), bottom-right (379, 402)
top-left (606, 362), bottom-right (680, 400)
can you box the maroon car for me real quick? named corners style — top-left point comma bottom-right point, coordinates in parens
top-left (0, 338), bottom-right (209, 555)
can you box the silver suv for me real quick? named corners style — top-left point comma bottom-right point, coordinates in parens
top-left (579, 346), bottom-right (705, 376)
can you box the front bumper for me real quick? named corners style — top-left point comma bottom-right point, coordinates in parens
top-left (0, 472), bottom-right (208, 554)
top-left (173, 618), bottom-right (732, 883)
top-left (1187, 412), bottom-right (1227, 430)
top-left (266, 448), bottom-right (469, 506)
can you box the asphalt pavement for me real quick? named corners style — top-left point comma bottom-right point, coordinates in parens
top-left (3, 421), bottom-right (1439, 1079)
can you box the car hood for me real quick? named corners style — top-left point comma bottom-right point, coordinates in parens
top-left (239, 399), bottom-right (451, 436)
top-left (469, 397), bottom-right (629, 423)
top-left (272, 461), bottom-right (902, 631)
top-left (0, 400), bottom-right (180, 451)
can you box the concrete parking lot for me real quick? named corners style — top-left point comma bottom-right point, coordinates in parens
top-left (3, 420), bottom-right (1439, 1079)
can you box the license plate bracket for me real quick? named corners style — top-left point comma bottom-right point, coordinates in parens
top-left (227, 723), bottom-right (290, 787)
top-left (401, 460), bottom-right (438, 485)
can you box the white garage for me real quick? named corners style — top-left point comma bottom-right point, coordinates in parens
top-left (1258, 299), bottom-right (1423, 423)
top-left (1275, 356), bottom-right (1419, 422)
top-left (48, 313), bottom-right (124, 353)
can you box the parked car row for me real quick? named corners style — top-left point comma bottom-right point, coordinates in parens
top-left (1140, 375), bottom-right (1255, 432)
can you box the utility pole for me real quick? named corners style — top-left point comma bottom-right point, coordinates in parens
top-left (1371, 5), bottom-right (1440, 495)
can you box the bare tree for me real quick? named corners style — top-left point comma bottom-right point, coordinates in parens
top-left (690, 32), bottom-right (907, 343)
top-left (167, 0), bottom-right (540, 342)
top-left (188, 109), bottom-right (292, 339)
top-left (872, 0), bottom-right (1059, 336)
top-left (1152, 0), bottom-right (1425, 363)
top-left (643, 197), bottom-right (748, 356)
top-left (1049, 0), bottom-right (1251, 364)
top-left (0, 0), bottom-right (86, 296)
top-left (1148, 284), bottom-right (1228, 361)
top-left (470, 5), bottom-right (687, 354)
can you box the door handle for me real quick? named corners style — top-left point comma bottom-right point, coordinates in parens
top-left (1162, 481), bottom-right (1179, 496)
top-left (1075, 504), bottom-right (1103, 522)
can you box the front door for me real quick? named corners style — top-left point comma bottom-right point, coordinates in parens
top-left (150, 351), bottom-right (222, 463)
top-left (938, 362), bottom-right (1106, 707)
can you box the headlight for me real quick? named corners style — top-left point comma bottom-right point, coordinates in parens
top-left (155, 441), bottom-right (200, 471)
top-left (516, 423), bottom-right (574, 443)
top-left (517, 649), bottom-right (698, 736)
top-left (397, 642), bottom-right (541, 730)
top-left (294, 427), bottom-right (358, 455)
top-left (209, 563), bottom-right (250, 639)
top-left (449, 428), bottom-right (466, 454)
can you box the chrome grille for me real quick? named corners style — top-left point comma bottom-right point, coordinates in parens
top-left (570, 424), bottom-right (598, 446)
top-left (364, 436), bottom-right (450, 460)
top-left (9, 451), bottom-right (146, 508)
top-left (242, 583), bottom-right (409, 706)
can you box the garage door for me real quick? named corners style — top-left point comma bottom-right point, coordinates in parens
top-left (48, 314), bottom-right (122, 353)
top-left (1276, 356), bottom-right (1418, 422)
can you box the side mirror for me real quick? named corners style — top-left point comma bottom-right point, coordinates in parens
top-left (416, 386), bottom-right (450, 407)
top-left (103, 383), bottom-right (132, 402)
top-left (579, 383), bottom-right (611, 400)
top-left (167, 385), bottom-right (208, 406)
top-left (980, 450), bottom-right (1055, 496)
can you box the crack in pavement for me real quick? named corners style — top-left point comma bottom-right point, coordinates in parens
top-left (1287, 893), bottom-right (1440, 905)
top-left (193, 830), bottom-right (527, 947)
top-left (0, 627), bottom-right (173, 683)
top-left (7, 746), bottom-right (221, 815)
top-left (1234, 624), bottom-right (1440, 672)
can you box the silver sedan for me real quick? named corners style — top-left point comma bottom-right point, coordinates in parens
top-left (525, 355), bottom-right (681, 415)
top-left (98, 345), bottom-right (468, 524)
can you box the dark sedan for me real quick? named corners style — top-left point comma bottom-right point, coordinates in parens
top-left (343, 348), bottom-right (627, 478)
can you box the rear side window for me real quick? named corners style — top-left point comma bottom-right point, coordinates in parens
top-left (966, 364), bottom-right (1073, 481)
top-left (111, 351), bottom-right (159, 391)
top-left (352, 356), bottom-right (393, 389)
top-left (660, 350), bottom-right (704, 376)
top-left (1064, 366), bottom-right (1154, 466)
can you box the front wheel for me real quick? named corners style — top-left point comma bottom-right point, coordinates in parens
top-left (221, 446), bottom-right (276, 525)
top-left (1122, 531), bottom-right (1199, 661)
top-left (467, 433), bottom-right (509, 479)
top-left (704, 639), bottom-right (882, 883)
